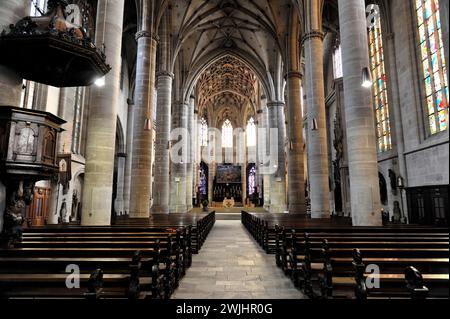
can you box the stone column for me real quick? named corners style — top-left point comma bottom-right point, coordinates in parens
top-left (286, 71), bottom-right (307, 214)
top-left (81, 0), bottom-right (125, 226)
top-left (207, 128), bottom-right (218, 205)
top-left (152, 72), bottom-right (173, 213)
top-left (123, 99), bottom-right (134, 215)
top-left (114, 155), bottom-right (126, 215)
top-left (303, 30), bottom-right (331, 218)
top-left (193, 110), bottom-right (200, 205)
top-left (258, 102), bottom-right (271, 209)
top-left (338, 0), bottom-right (382, 226)
top-left (0, 0), bottom-right (29, 107)
top-left (170, 102), bottom-right (188, 213)
top-left (185, 96), bottom-right (195, 210)
top-left (267, 101), bottom-right (287, 213)
top-left (129, 30), bottom-right (158, 218)
top-left (439, 0), bottom-right (449, 75)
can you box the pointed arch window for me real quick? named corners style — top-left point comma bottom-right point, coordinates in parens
top-left (333, 45), bottom-right (343, 79)
top-left (200, 117), bottom-right (208, 147)
top-left (368, 13), bottom-right (392, 152)
top-left (222, 119), bottom-right (233, 148)
top-left (31, 0), bottom-right (47, 16)
top-left (415, 0), bottom-right (449, 135)
top-left (246, 117), bottom-right (256, 147)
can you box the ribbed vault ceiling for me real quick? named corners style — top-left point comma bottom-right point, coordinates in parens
top-left (197, 56), bottom-right (257, 109)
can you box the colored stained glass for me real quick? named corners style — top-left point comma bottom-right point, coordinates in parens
top-left (368, 15), bottom-right (392, 152)
top-left (416, 0), bottom-right (449, 135)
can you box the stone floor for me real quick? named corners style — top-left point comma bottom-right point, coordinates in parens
top-left (172, 220), bottom-right (306, 299)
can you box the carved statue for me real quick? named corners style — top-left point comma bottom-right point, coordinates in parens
top-left (70, 190), bottom-right (79, 222)
top-left (6, 0), bottom-right (89, 45)
top-left (1, 181), bottom-right (33, 248)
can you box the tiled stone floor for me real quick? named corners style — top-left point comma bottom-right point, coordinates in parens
top-left (172, 220), bottom-right (306, 299)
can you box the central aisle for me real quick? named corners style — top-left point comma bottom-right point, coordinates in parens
top-left (172, 220), bottom-right (306, 299)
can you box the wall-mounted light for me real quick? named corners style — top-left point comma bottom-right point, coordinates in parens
top-left (144, 118), bottom-right (152, 131)
top-left (311, 118), bottom-right (318, 131)
top-left (361, 67), bottom-right (373, 88)
top-left (397, 176), bottom-right (405, 189)
top-left (94, 76), bottom-right (106, 87)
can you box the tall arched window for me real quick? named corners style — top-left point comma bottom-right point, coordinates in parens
top-left (248, 164), bottom-right (257, 196)
top-left (368, 13), bottom-right (392, 152)
top-left (200, 117), bottom-right (208, 147)
top-left (222, 119), bottom-right (233, 148)
top-left (246, 117), bottom-right (256, 147)
top-left (31, 0), bottom-right (47, 16)
top-left (333, 45), bottom-right (343, 79)
top-left (415, 0), bottom-right (449, 135)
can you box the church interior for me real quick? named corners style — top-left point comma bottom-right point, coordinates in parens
top-left (0, 0), bottom-right (448, 301)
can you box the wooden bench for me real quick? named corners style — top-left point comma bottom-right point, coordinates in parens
top-left (0, 212), bottom-right (216, 300)
top-left (242, 211), bottom-right (449, 300)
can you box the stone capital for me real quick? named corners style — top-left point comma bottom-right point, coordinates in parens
top-left (301, 30), bottom-right (325, 45)
top-left (157, 71), bottom-right (174, 79)
top-left (266, 101), bottom-right (285, 109)
top-left (285, 71), bottom-right (303, 80)
top-left (135, 30), bottom-right (159, 42)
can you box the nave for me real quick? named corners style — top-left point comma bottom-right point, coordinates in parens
top-left (173, 220), bottom-right (305, 300)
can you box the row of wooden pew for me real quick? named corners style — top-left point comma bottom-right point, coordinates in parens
top-left (0, 212), bottom-right (215, 300)
top-left (242, 211), bottom-right (449, 300)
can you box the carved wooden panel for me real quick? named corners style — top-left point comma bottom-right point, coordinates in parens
top-left (13, 122), bottom-right (38, 162)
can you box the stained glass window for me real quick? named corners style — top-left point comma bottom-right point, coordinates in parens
top-left (248, 165), bottom-right (257, 196)
top-left (333, 45), bottom-right (343, 79)
top-left (200, 117), bottom-right (208, 147)
top-left (416, 0), bottom-right (449, 135)
top-left (368, 14), bottom-right (392, 152)
top-left (72, 87), bottom-right (85, 154)
top-left (246, 117), bottom-right (256, 147)
top-left (222, 119), bottom-right (233, 148)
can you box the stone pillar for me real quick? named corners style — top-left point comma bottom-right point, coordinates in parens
top-left (152, 72), bottom-right (173, 213)
top-left (286, 71), bottom-right (307, 214)
top-left (123, 99), bottom-right (134, 215)
top-left (170, 102), bottom-right (188, 213)
top-left (303, 30), bottom-right (331, 218)
top-left (193, 110), bottom-right (200, 205)
top-left (129, 30), bottom-right (158, 218)
top-left (0, 0), bottom-right (29, 107)
top-left (267, 101), bottom-right (287, 213)
top-left (185, 96), bottom-right (195, 210)
top-left (439, 0), bottom-right (449, 75)
top-left (207, 129), bottom-right (218, 205)
top-left (259, 102), bottom-right (271, 209)
top-left (114, 155), bottom-right (126, 215)
top-left (338, 0), bottom-right (382, 226)
top-left (241, 136), bottom-right (247, 206)
top-left (81, 0), bottom-right (125, 226)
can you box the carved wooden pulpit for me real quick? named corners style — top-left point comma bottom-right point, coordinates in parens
top-left (0, 106), bottom-right (65, 247)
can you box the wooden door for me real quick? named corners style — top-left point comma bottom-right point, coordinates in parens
top-left (26, 187), bottom-right (51, 226)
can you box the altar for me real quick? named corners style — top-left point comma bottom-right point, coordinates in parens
top-left (223, 198), bottom-right (236, 208)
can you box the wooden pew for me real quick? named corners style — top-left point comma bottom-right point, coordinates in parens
top-left (242, 211), bottom-right (450, 300)
top-left (0, 212), bottom-right (216, 299)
